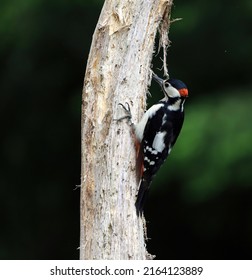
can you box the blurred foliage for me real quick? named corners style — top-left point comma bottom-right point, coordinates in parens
top-left (0, 0), bottom-right (251, 259)
top-left (164, 92), bottom-right (252, 202)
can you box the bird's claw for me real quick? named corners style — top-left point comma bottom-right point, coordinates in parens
top-left (114, 102), bottom-right (132, 123)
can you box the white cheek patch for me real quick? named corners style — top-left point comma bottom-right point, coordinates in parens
top-left (152, 131), bottom-right (166, 153)
top-left (167, 87), bottom-right (180, 98)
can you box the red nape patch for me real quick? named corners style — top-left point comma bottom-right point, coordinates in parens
top-left (179, 88), bottom-right (188, 97)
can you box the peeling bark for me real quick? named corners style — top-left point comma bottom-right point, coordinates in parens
top-left (80, 0), bottom-right (173, 260)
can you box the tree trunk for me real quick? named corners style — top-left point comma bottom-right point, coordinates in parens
top-left (80, 0), bottom-right (173, 260)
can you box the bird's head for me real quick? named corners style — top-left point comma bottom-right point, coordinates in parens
top-left (152, 72), bottom-right (188, 99)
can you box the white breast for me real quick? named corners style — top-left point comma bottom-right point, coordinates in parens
top-left (168, 99), bottom-right (182, 111)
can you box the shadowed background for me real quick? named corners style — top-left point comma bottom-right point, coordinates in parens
top-left (1, 0), bottom-right (251, 259)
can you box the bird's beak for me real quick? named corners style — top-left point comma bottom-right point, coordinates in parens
top-left (152, 72), bottom-right (164, 87)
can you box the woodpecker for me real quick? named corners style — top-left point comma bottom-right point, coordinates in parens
top-left (118, 72), bottom-right (188, 216)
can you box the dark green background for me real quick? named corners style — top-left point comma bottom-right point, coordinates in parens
top-left (1, 0), bottom-right (251, 259)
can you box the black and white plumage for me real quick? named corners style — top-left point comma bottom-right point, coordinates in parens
top-left (119, 72), bottom-right (188, 216)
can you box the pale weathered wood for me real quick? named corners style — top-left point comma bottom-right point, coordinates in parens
top-left (80, 0), bottom-right (173, 260)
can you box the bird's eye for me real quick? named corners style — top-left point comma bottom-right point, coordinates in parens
top-left (164, 82), bottom-right (170, 88)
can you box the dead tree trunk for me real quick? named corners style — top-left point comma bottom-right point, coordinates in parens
top-left (80, 0), bottom-right (173, 260)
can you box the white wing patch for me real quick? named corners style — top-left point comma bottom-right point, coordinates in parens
top-left (134, 103), bottom-right (164, 141)
top-left (152, 131), bottom-right (166, 153)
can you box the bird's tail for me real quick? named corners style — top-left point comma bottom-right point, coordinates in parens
top-left (135, 178), bottom-right (152, 216)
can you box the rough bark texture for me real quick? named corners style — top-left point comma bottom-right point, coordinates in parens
top-left (80, 0), bottom-right (173, 260)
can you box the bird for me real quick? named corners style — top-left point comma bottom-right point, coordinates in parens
top-left (118, 72), bottom-right (188, 216)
